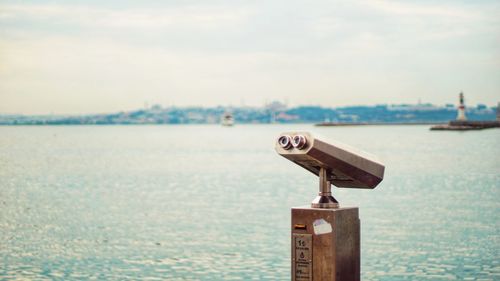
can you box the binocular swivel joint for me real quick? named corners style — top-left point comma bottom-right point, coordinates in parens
top-left (311, 167), bottom-right (339, 208)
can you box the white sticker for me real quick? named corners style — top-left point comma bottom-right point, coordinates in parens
top-left (313, 219), bottom-right (332, 235)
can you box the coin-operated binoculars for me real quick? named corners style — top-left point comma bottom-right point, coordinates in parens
top-left (275, 132), bottom-right (385, 281)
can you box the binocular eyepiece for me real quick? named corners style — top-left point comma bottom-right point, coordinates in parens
top-left (278, 134), bottom-right (307, 150)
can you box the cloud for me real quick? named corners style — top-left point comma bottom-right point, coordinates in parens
top-left (309, 0), bottom-right (499, 43)
top-left (0, 4), bottom-right (253, 30)
top-left (0, 1), bottom-right (498, 113)
top-left (363, 0), bottom-right (480, 19)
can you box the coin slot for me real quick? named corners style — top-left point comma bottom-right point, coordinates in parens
top-left (294, 224), bottom-right (307, 230)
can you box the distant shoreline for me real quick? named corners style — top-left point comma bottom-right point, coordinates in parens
top-left (1, 104), bottom-right (496, 126)
top-left (315, 122), bottom-right (445, 126)
top-left (0, 122), bottom-right (445, 126)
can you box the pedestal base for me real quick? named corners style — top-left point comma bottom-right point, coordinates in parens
top-left (291, 206), bottom-right (360, 281)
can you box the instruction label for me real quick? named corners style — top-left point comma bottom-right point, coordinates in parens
top-left (292, 233), bottom-right (312, 281)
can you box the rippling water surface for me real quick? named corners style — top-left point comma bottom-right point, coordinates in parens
top-left (1, 125), bottom-right (499, 280)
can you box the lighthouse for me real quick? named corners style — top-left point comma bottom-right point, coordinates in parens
top-left (456, 92), bottom-right (467, 121)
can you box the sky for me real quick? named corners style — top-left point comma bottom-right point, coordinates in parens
top-left (0, 0), bottom-right (499, 114)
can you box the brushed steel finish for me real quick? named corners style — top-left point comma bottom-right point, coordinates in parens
top-left (292, 206), bottom-right (360, 281)
top-left (275, 132), bottom-right (385, 189)
top-left (311, 167), bottom-right (338, 208)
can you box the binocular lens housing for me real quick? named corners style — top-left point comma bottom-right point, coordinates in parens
top-left (275, 131), bottom-right (385, 189)
top-left (292, 135), bottom-right (307, 149)
top-left (278, 135), bottom-right (293, 150)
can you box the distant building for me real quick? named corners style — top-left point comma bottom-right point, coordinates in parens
top-left (387, 103), bottom-right (442, 111)
top-left (456, 92), bottom-right (467, 121)
top-left (266, 101), bottom-right (287, 123)
top-left (275, 112), bottom-right (299, 121)
top-left (266, 101), bottom-right (287, 112)
top-left (151, 104), bottom-right (162, 111)
top-left (476, 104), bottom-right (487, 110)
top-left (497, 102), bottom-right (500, 121)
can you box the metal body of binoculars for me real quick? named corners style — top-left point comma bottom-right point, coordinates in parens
top-left (276, 132), bottom-right (384, 190)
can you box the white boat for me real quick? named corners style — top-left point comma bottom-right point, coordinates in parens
top-left (221, 112), bottom-right (234, 126)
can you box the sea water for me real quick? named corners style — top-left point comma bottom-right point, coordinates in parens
top-left (1, 125), bottom-right (499, 280)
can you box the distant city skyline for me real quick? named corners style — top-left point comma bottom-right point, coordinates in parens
top-left (1, 0), bottom-right (499, 115)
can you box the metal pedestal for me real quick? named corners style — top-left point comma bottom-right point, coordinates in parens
top-left (291, 206), bottom-right (360, 281)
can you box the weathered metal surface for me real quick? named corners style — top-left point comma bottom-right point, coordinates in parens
top-left (311, 167), bottom-right (338, 208)
top-left (275, 132), bottom-right (385, 189)
top-left (292, 206), bottom-right (360, 281)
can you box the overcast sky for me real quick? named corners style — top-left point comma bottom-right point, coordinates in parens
top-left (1, 0), bottom-right (499, 114)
